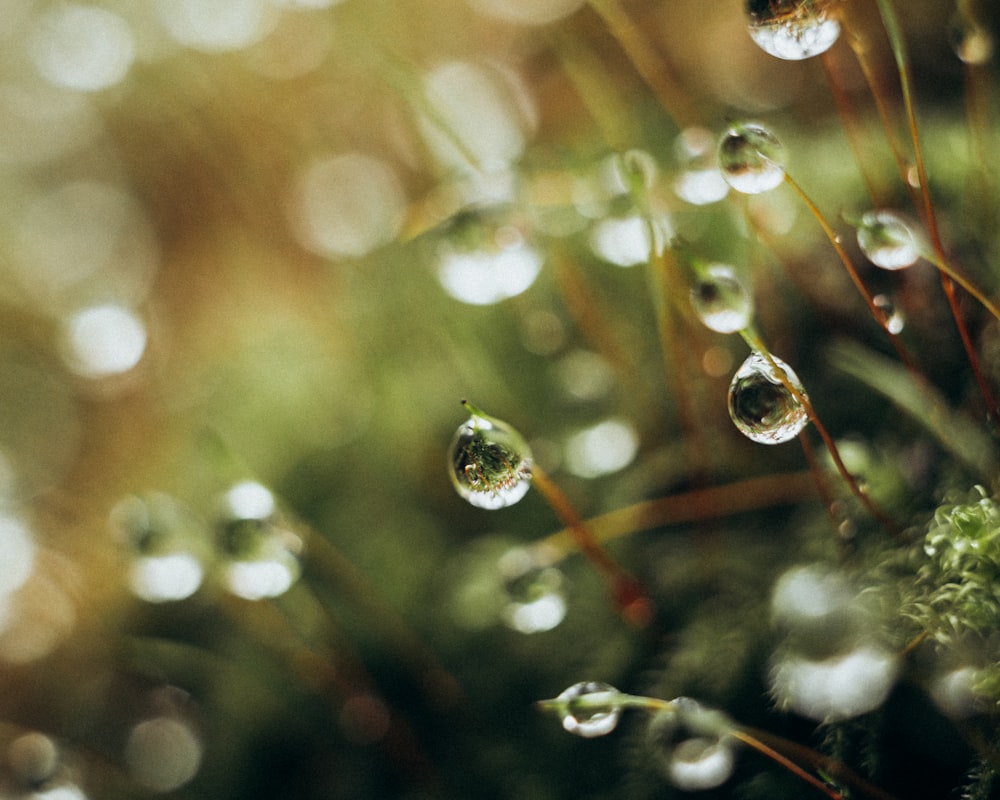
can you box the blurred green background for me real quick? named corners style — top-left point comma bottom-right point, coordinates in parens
top-left (0, 0), bottom-right (998, 798)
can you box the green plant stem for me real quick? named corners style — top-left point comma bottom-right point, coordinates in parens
top-left (739, 328), bottom-right (901, 537)
top-left (530, 465), bottom-right (653, 626)
top-left (873, 0), bottom-right (1000, 428)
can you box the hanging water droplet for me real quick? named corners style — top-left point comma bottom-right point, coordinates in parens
top-left (746, 0), bottom-right (841, 60)
top-left (497, 547), bottom-right (567, 634)
top-left (950, 11), bottom-right (994, 65)
top-left (449, 401), bottom-right (533, 509)
top-left (673, 127), bottom-right (730, 205)
top-left (728, 351), bottom-right (809, 444)
top-left (856, 209), bottom-right (924, 270)
top-left (690, 264), bottom-right (754, 334)
top-left (873, 293), bottom-right (904, 334)
top-left (718, 122), bottom-right (786, 194)
top-left (646, 698), bottom-right (737, 791)
top-left (216, 483), bottom-right (302, 601)
top-left (553, 681), bottom-right (623, 737)
top-left (435, 205), bottom-right (543, 305)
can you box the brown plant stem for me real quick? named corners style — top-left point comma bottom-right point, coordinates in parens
top-left (740, 329), bottom-right (902, 538)
top-left (528, 470), bottom-right (819, 562)
top-left (530, 465), bottom-right (652, 626)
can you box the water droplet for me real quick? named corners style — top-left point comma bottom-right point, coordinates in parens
top-left (950, 11), bottom-right (994, 65)
top-left (216, 486), bottom-right (301, 600)
top-left (856, 209), bottom-right (924, 270)
top-left (647, 698), bottom-right (736, 791)
top-left (673, 127), bottom-right (729, 205)
top-left (555, 681), bottom-right (622, 737)
top-left (718, 122), bottom-right (786, 194)
top-left (690, 264), bottom-right (754, 334)
top-left (111, 493), bottom-right (207, 603)
top-left (873, 293), bottom-right (904, 334)
top-left (436, 205), bottom-right (543, 305)
top-left (728, 351), bottom-right (809, 444)
top-left (449, 403), bottom-right (533, 509)
top-left (498, 547), bottom-right (566, 633)
top-left (746, 0), bottom-right (841, 60)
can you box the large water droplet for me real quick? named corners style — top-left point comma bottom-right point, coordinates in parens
top-left (746, 0), bottom-right (841, 60)
top-left (555, 681), bottom-right (622, 737)
top-left (449, 403), bottom-right (533, 509)
top-left (718, 122), bottom-right (786, 194)
top-left (856, 209), bottom-right (924, 270)
top-left (728, 351), bottom-right (809, 444)
top-left (690, 264), bottom-right (754, 334)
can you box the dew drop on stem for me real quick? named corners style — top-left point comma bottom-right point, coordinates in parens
top-left (728, 351), bottom-right (809, 444)
top-left (856, 209), bottom-right (923, 270)
top-left (746, 0), bottom-right (841, 61)
top-left (718, 122), bottom-right (786, 195)
top-left (554, 681), bottom-right (622, 738)
top-left (448, 403), bottom-right (533, 509)
top-left (690, 264), bottom-right (754, 334)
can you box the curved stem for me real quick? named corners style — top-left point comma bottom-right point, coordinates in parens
top-left (783, 174), bottom-right (919, 375)
top-left (872, 0), bottom-right (1000, 427)
top-left (740, 329), bottom-right (901, 538)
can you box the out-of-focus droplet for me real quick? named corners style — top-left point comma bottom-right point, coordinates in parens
top-left (746, 0), bottom-right (841, 60)
top-left (29, 5), bottom-right (135, 92)
top-left (554, 681), bottom-right (622, 737)
top-left (112, 493), bottom-right (208, 603)
top-left (0, 515), bottom-right (35, 598)
top-left (291, 152), bottom-right (406, 259)
top-left (770, 644), bottom-right (899, 721)
top-left (8, 732), bottom-right (59, 786)
top-left (126, 716), bottom-right (202, 792)
top-left (420, 60), bottom-right (535, 173)
top-left (873, 294), bottom-right (904, 334)
top-left (564, 418), bottom-right (639, 479)
top-left (930, 666), bottom-right (983, 719)
top-left (856, 209), bottom-right (924, 270)
top-left (497, 547), bottom-right (566, 634)
top-left (690, 264), bottom-right (753, 334)
top-left (216, 483), bottom-right (301, 600)
top-left (718, 122), bottom-right (786, 194)
top-left (436, 206), bottom-right (542, 305)
top-left (673, 128), bottom-right (729, 205)
top-left (589, 214), bottom-right (652, 267)
top-left (950, 12), bottom-right (994, 65)
top-left (156, 0), bottom-right (270, 52)
top-left (728, 351), bottom-right (809, 444)
top-left (449, 402), bottom-right (532, 509)
top-left (62, 303), bottom-right (147, 379)
top-left (647, 698), bottom-right (736, 790)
